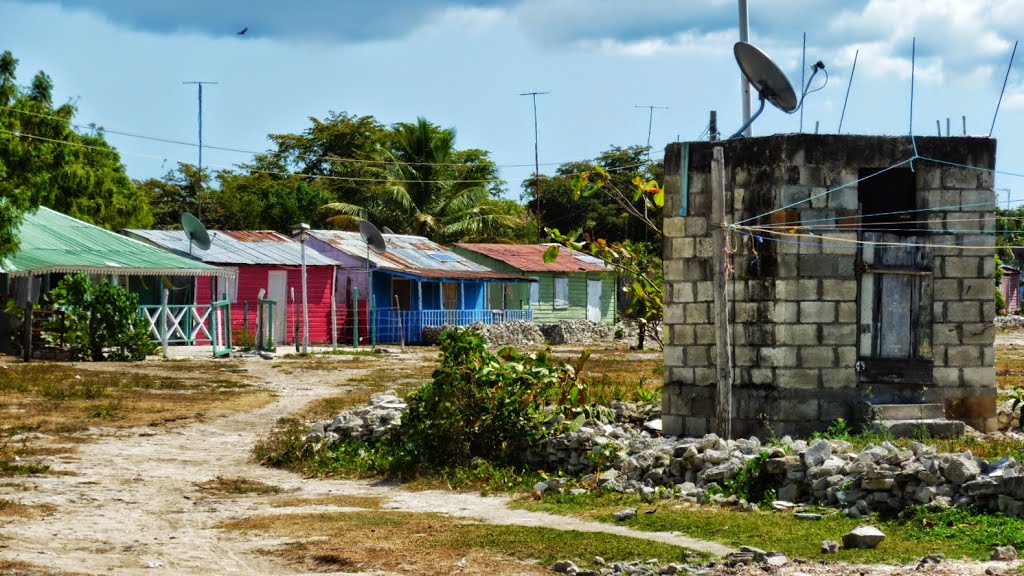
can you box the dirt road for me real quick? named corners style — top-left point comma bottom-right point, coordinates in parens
top-left (0, 352), bottom-right (731, 575)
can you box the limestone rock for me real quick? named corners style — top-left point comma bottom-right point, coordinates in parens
top-left (821, 540), bottom-right (839, 554)
top-left (842, 525), bottom-right (886, 549)
top-left (991, 545), bottom-right (1017, 561)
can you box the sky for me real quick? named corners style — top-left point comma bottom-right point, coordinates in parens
top-left (3, 0), bottom-right (1024, 204)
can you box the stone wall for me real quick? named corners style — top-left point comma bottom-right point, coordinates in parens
top-left (661, 135), bottom-right (997, 438)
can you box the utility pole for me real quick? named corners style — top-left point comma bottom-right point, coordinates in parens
top-left (183, 81), bottom-right (218, 220)
top-left (635, 105), bottom-right (668, 242)
top-left (738, 0), bottom-right (752, 137)
top-left (520, 90), bottom-right (549, 241)
top-left (711, 146), bottom-right (732, 439)
top-left (635, 105), bottom-right (669, 160)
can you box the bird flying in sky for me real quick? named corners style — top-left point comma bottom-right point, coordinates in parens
top-left (237, 26), bottom-right (248, 35)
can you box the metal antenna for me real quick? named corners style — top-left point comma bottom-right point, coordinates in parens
top-left (738, 0), bottom-right (752, 136)
top-left (990, 40), bottom-right (1018, 137)
top-left (838, 49), bottom-right (859, 134)
top-left (183, 81), bottom-right (218, 220)
top-left (635, 105), bottom-right (669, 160)
top-left (520, 90), bottom-right (550, 241)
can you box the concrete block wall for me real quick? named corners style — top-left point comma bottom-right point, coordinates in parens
top-left (662, 134), bottom-right (997, 438)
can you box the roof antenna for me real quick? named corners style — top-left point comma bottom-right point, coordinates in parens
top-left (730, 42), bottom-right (826, 139)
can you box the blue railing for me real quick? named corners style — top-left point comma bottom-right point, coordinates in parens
top-left (371, 308), bottom-right (533, 344)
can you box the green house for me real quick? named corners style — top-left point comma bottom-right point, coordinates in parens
top-left (452, 244), bottom-right (616, 325)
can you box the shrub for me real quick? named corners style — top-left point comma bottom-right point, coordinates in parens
top-left (392, 328), bottom-right (582, 469)
top-left (44, 273), bottom-right (155, 361)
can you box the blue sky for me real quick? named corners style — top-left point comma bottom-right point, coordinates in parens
top-left (3, 0), bottom-right (1024, 203)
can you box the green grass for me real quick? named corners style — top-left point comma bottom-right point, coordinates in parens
top-left (515, 492), bottom-right (1024, 563)
top-left (224, 509), bottom-right (703, 575)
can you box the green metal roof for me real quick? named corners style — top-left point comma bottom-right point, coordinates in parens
top-left (0, 207), bottom-right (227, 278)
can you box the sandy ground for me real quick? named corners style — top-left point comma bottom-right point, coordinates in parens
top-left (0, 345), bottom-right (1019, 576)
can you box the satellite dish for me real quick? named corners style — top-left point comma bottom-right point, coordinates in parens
top-left (382, 226), bottom-right (395, 235)
top-left (359, 220), bottom-right (387, 255)
top-left (730, 41), bottom-right (823, 139)
top-left (181, 212), bottom-right (211, 255)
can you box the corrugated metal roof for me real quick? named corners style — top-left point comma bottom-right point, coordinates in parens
top-left (308, 230), bottom-right (524, 281)
top-left (125, 229), bottom-right (338, 267)
top-left (454, 243), bottom-right (612, 273)
top-left (0, 207), bottom-right (227, 278)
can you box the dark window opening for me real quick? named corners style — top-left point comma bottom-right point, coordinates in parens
top-left (858, 167), bottom-right (916, 231)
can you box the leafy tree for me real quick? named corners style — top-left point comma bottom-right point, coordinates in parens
top-left (523, 145), bottom-right (663, 250)
top-left (0, 49), bottom-right (151, 251)
top-left (136, 163), bottom-right (208, 228)
top-left (324, 117), bottom-right (526, 243)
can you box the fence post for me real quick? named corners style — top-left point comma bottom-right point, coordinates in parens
top-left (352, 287), bottom-right (359, 348)
top-left (161, 289), bottom-right (169, 359)
top-left (371, 295), bottom-right (377, 348)
top-left (331, 287), bottom-right (337, 351)
top-left (394, 295), bottom-right (405, 352)
top-left (22, 300), bottom-right (32, 363)
top-left (243, 300), bottom-right (249, 348)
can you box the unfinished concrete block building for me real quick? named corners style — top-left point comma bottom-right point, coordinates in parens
top-left (661, 134), bottom-right (997, 438)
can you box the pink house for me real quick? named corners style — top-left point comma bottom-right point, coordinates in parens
top-left (125, 229), bottom-right (339, 345)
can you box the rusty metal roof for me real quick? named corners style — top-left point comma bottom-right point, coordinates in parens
top-left (308, 230), bottom-right (524, 281)
top-left (454, 243), bottom-right (612, 273)
top-left (125, 229), bottom-right (337, 267)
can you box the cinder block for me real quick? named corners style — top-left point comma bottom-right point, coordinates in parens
top-left (798, 236), bottom-right (822, 255)
top-left (933, 279), bottom-right (960, 301)
top-left (662, 414), bottom-right (684, 436)
top-left (694, 368), bottom-right (718, 386)
top-left (800, 347), bottom-right (835, 368)
top-left (836, 346), bottom-right (857, 367)
top-left (672, 237), bottom-right (695, 259)
top-left (821, 279), bottom-right (858, 301)
top-left (810, 187), bottom-right (829, 208)
top-left (665, 260), bottom-right (686, 281)
top-left (821, 324), bottom-right (857, 345)
top-left (946, 342), bottom-right (978, 364)
top-left (732, 302), bottom-right (760, 323)
top-left (734, 187), bottom-right (746, 211)
top-left (685, 417), bottom-right (709, 437)
top-left (749, 368), bottom-right (774, 385)
top-left (932, 345), bottom-right (947, 366)
top-left (945, 301), bottom-right (981, 322)
top-left (978, 171), bottom-right (995, 189)
top-left (820, 398), bottom-right (854, 421)
top-left (781, 185), bottom-right (811, 206)
top-left (932, 323), bottom-right (960, 345)
top-left (685, 303), bottom-right (710, 324)
top-left (760, 346), bottom-right (798, 367)
top-left (932, 367), bottom-right (960, 387)
top-left (827, 188), bottom-right (859, 210)
top-left (685, 346), bottom-right (710, 367)
top-left (695, 238), bottom-right (713, 258)
top-left (671, 324), bottom-right (695, 345)
top-left (775, 280), bottom-right (800, 301)
top-left (683, 216), bottom-right (708, 237)
top-left (695, 324), bottom-right (716, 345)
top-left (983, 258), bottom-right (995, 277)
top-left (800, 301), bottom-right (836, 323)
top-left (733, 346), bottom-right (757, 367)
top-left (961, 279), bottom-right (992, 300)
top-left (682, 259), bottom-right (709, 281)
top-left (772, 302), bottom-right (799, 323)
top-left (781, 397), bottom-right (819, 420)
top-left (961, 323), bottom-right (994, 344)
top-left (942, 168), bottom-right (979, 189)
top-left (838, 302), bottom-right (857, 323)
top-left (664, 346), bottom-right (685, 367)
top-left (691, 281), bottom-right (712, 302)
top-left (944, 257), bottom-right (981, 278)
top-left (961, 189), bottom-right (996, 207)
top-left (669, 367), bottom-right (695, 385)
top-left (672, 282), bottom-right (696, 303)
top-left (933, 301), bottom-right (946, 322)
top-left (819, 368), bottom-right (858, 389)
top-left (916, 168), bottom-right (942, 191)
top-left (821, 232), bottom-right (859, 254)
top-left (776, 324), bottom-right (819, 346)
top-left (775, 368), bottom-right (820, 388)
top-left (984, 346), bottom-right (994, 367)
top-left (665, 303), bottom-right (685, 324)
top-left (663, 217), bottom-right (685, 238)
top-left (962, 366), bottom-right (995, 388)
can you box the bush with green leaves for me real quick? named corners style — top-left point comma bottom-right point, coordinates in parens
top-left (43, 272), bottom-right (155, 361)
top-left (392, 328), bottom-right (583, 470)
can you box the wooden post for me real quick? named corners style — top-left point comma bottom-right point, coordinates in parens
top-left (330, 267), bottom-right (337, 350)
top-left (161, 289), bottom-right (169, 359)
top-left (711, 146), bottom-right (732, 439)
top-left (394, 294), bottom-right (405, 352)
top-left (22, 300), bottom-right (32, 363)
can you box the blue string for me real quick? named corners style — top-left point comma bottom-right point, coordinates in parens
top-left (762, 200), bottom-right (998, 228)
top-left (735, 228), bottom-right (999, 251)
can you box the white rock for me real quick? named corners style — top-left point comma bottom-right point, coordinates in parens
top-left (842, 525), bottom-right (886, 549)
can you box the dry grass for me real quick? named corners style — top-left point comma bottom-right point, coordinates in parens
top-left (0, 361), bottom-right (274, 476)
top-left (0, 497), bottom-right (55, 518)
top-left (194, 476), bottom-right (283, 496)
top-left (270, 494), bottom-right (387, 509)
top-left (223, 510), bottom-right (692, 576)
top-left (553, 349), bottom-right (663, 404)
top-left (996, 345), bottom-right (1024, 391)
top-left (0, 560), bottom-right (93, 575)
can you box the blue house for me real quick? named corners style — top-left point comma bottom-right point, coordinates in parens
top-left (305, 230), bottom-right (531, 343)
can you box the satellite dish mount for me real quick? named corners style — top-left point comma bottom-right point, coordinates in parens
top-left (181, 212), bottom-right (211, 257)
top-left (730, 41), bottom-right (825, 139)
top-left (358, 220), bottom-right (387, 312)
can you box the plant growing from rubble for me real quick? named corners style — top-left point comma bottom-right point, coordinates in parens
top-left (544, 169), bottom-right (664, 350)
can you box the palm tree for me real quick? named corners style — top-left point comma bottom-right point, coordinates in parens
top-left (323, 117), bottom-right (524, 243)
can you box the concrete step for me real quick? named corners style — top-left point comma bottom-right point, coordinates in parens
top-left (872, 403), bottom-right (945, 421)
top-left (873, 418), bottom-right (965, 439)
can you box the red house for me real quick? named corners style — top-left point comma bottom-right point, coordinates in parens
top-left (125, 229), bottom-right (339, 345)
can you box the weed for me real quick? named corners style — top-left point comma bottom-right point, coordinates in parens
top-left (195, 476), bottom-right (283, 496)
top-left (253, 417), bottom-right (315, 470)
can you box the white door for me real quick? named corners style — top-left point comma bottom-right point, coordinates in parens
top-left (267, 271), bottom-right (288, 344)
top-left (586, 279), bottom-right (602, 323)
